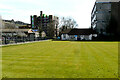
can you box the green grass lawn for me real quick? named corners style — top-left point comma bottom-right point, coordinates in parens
top-left (2, 41), bottom-right (118, 78)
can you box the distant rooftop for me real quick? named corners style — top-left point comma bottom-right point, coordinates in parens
top-left (3, 19), bottom-right (28, 25)
top-left (96, 0), bottom-right (120, 2)
top-left (61, 28), bottom-right (97, 35)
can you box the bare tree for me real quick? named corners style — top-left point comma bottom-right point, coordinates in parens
top-left (59, 17), bottom-right (78, 32)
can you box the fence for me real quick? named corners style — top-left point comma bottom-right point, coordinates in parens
top-left (2, 36), bottom-right (47, 45)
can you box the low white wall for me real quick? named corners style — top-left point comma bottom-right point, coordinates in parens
top-left (69, 35), bottom-right (77, 40)
top-left (61, 34), bottom-right (93, 40)
top-left (61, 34), bottom-right (69, 40)
top-left (81, 35), bottom-right (92, 40)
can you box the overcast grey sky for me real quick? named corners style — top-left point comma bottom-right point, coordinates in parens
top-left (0, 0), bottom-right (96, 28)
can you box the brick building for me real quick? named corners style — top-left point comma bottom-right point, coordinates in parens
top-left (30, 11), bottom-right (59, 38)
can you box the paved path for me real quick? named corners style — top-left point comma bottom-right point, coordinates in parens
top-left (0, 40), bottom-right (49, 47)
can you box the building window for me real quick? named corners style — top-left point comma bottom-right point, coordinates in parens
top-left (93, 24), bottom-right (96, 29)
top-left (63, 34), bottom-right (66, 38)
top-left (109, 10), bottom-right (111, 12)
